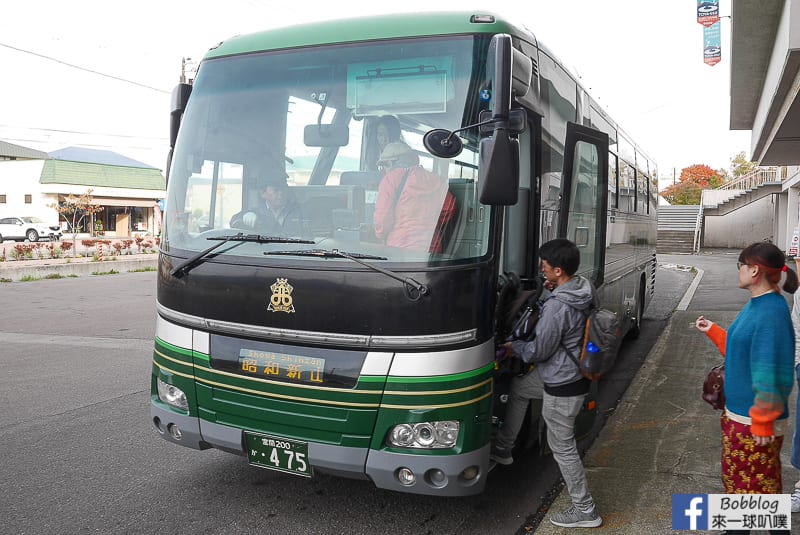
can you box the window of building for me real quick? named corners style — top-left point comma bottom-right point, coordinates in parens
top-left (24, 194), bottom-right (32, 204)
top-left (0, 194), bottom-right (6, 203)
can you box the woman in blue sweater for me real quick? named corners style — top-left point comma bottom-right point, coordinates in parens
top-left (696, 243), bottom-right (797, 527)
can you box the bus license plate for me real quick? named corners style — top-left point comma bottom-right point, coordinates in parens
top-left (244, 432), bottom-right (311, 477)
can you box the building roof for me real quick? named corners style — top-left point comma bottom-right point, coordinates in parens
top-left (48, 147), bottom-right (157, 168)
top-left (40, 159), bottom-right (166, 190)
top-left (730, 1), bottom-right (799, 164)
top-left (0, 140), bottom-right (49, 160)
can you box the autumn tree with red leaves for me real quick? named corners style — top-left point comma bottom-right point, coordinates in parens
top-left (660, 164), bottom-right (725, 205)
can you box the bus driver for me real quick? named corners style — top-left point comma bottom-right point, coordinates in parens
top-left (230, 173), bottom-right (303, 237)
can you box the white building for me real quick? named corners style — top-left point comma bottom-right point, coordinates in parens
top-left (728, 1), bottom-right (800, 248)
top-left (0, 141), bottom-right (166, 237)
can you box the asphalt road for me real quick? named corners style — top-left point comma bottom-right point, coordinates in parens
top-left (0, 262), bottom-right (693, 535)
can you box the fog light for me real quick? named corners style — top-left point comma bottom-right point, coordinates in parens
top-left (157, 378), bottom-right (189, 411)
top-left (167, 423), bottom-right (182, 440)
top-left (153, 417), bottom-right (165, 434)
top-left (460, 465), bottom-right (479, 481)
top-left (426, 468), bottom-right (447, 487)
top-left (397, 467), bottom-right (415, 486)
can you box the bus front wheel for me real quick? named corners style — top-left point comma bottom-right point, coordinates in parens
top-left (626, 278), bottom-right (645, 339)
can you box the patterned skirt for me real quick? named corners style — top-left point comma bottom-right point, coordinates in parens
top-left (721, 413), bottom-right (783, 494)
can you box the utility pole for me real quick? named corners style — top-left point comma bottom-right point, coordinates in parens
top-left (180, 57), bottom-right (195, 84)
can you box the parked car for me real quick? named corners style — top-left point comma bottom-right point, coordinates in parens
top-left (0, 216), bottom-right (62, 242)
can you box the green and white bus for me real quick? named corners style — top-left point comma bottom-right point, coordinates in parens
top-left (151, 11), bottom-right (658, 496)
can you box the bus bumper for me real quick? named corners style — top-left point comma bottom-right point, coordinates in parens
top-left (151, 403), bottom-right (489, 496)
top-left (151, 403), bottom-right (207, 450)
top-left (365, 445), bottom-right (489, 496)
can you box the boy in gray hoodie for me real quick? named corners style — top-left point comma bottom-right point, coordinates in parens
top-left (495, 238), bottom-right (602, 529)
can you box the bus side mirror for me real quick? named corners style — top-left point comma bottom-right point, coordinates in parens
top-left (478, 34), bottom-right (521, 206)
top-left (423, 33), bottom-right (528, 205)
top-left (478, 134), bottom-right (519, 205)
top-left (170, 83), bottom-right (192, 149)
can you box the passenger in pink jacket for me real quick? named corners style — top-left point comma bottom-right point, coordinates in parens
top-left (373, 142), bottom-right (455, 253)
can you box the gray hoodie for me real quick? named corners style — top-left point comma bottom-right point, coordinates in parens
top-left (510, 275), bottom-right (597, 387)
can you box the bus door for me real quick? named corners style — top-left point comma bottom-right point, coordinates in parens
top-left (558, 122), bottom-right (609, 288)
top-left (557, 122), bottom-right (609, 438)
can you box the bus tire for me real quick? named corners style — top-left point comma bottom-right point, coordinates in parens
top-left (626, 278), bottom-right (645, 339)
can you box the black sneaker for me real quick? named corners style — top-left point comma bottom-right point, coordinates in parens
top-left (490, 443), bottom-right (513, 465)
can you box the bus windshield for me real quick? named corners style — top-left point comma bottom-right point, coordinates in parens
top-left (163, 35), bottom-right (492, 264)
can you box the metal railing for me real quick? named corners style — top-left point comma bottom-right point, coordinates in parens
top-left (715, 167), bottom-right (780, 191)
top-left (692, 203), bottom-right (704, 254)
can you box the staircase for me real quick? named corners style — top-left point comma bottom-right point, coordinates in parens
top-left (657, 205), bottom-right (700, 254)
top-left (702, 168), bottom-right (783, 216)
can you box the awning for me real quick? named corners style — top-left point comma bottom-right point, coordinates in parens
top-left (90, 197), bottom-right (157, 208)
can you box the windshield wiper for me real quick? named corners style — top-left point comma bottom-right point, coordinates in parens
top-left (265, 248), bottom-right (430, 301)
top-left (266, 248), bottom-right (387, 260)
top-left (171, 233), bottom-right (314, 278)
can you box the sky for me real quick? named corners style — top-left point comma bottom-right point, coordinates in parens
top-left (0, 1), bottom-right (749, 190)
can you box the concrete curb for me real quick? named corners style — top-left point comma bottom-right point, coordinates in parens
top-left (0, 256), bottom-right (158, 281)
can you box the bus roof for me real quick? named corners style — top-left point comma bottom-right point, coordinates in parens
top-left (204, 11), bottom-right (535, 59)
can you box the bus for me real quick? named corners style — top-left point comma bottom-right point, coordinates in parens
top-left (150, 11), bottom-right (658, 497)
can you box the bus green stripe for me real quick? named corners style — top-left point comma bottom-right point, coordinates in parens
top-left (154, 337), bottom-right (209, 363)
top-left (155, 338), bottom-right (193, 359)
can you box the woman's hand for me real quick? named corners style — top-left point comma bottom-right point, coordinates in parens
top-left (695, 315), bottom-right (713, 333)
top-left (752, 434), bottom-right (775, 447)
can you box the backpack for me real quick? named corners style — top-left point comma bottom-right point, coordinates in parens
top-left (493, 276), bottom-right (545, 377)
top-left (568, 306), bottom-right (622, 381)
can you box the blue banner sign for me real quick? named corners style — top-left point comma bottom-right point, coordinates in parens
top-left (698, 0), bottom-right (720, 27)
top-left (703, 21), bottom-right (721, 66)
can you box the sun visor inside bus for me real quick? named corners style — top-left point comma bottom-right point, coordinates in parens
top-left (346, 56), bottom-right (455, 116)
top-left (304, 124), bottom-right (349, 147)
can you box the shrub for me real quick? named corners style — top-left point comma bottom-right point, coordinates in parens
top-left (81, 239), bottom-right (96, 256)
top-left (12, 244), bottom-right (33, 260)
top-left (45, 243), bottom-right (63, 259)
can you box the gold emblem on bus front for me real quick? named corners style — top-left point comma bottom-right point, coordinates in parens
top-left (268, 278), bottom-right (295, 313)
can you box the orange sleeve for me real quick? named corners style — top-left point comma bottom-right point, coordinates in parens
top-left (704, 323), bottom-right (726, 356)
top-left (749, 403), bottom-right (783, 437)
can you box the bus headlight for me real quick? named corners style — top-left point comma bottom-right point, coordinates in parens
top-left (387, 420), bottom-right (460, 449)
top-left (157, 377), bottom-right (189, 411)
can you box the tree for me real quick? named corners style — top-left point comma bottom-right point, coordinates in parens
top-left (50, 189), bottom-right (104, 257)
top-left (660, 164), bottom-right (725, 205)
top-left (730, 151), bottom-right (758, 179)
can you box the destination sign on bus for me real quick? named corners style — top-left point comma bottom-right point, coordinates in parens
top-left (238, 349), bottom-right (325, 383)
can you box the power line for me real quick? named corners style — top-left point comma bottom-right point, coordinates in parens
top-left (0, 124), bottom-right (167, 142)
top-left (0, 42), bottom-right (171, 94)
top-left (1, 135), bottom-right (167, 152)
